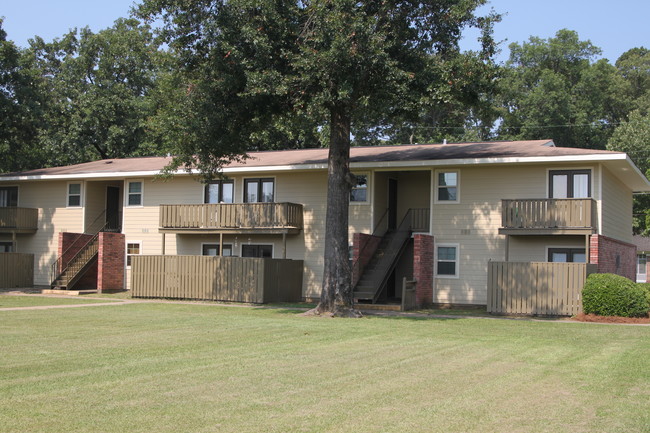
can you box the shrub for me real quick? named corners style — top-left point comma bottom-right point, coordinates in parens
top-left (639, 283), bottom-right (650, 306)
top-left (582, 273), bottom-right (650, 318)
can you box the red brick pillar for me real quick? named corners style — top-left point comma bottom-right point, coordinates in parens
top-left (413, 234), bottom-right (434, 307)
top-left (97, 232), bottom-right (126, 292)
top-left (589, 234), bottom-right (636, 280)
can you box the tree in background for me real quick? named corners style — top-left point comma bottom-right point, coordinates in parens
top-left (0, 19), bottom-right (47, 172)
top-left (24, 18), bottom-right (164, 166)
top-left (496, 29), bottom-right (628, 149)
top-left (137, 0), bottom-right (499, 315)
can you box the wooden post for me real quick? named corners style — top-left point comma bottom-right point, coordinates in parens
top-left (585, 234), bottom-right (590, 264)
top-left (504, 234), bottom-right (509, 262)
top-left (219, 233), bottom-right (224, 256)
top-left (282, 232), bottom-right (287, 259)
top-left (161, 233), bottom-right (166, 255)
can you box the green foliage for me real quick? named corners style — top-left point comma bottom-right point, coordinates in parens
top-left (607, 110), bottom-right (650, 234)
top-left (0, 19), bottom-right (48, 172)
top-left (497, 29), bottom-right (626, 149)
top-left (25, 18), bottom-right (166, 166)
top-left (137, 0), bottom-right (499, 175)
top-left (582, 273), bottom-right (650, 318)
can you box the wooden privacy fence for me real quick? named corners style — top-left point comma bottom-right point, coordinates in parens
top-left (131, 255), bottom-right (303, 303)
top-left (0, 253), bottom-right (34, 288)
top-left (488, 261), bottom-right (597, 316)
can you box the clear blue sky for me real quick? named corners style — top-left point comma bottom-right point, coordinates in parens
top-left (1, 0), bottom-right (648, 63)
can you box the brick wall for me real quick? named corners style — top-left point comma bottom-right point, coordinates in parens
top-left (351, 233), bottom-right (382, 285)
top-left (590, 234), bottom-right (636, 281)
top-left (97, 232), bottom-right (125, 292)
top-left (413, 234), bottom-right (434, 307)
top-left (58, 232), bottom-right (93, 271)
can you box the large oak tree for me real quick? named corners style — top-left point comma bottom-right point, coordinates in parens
top-left (138, 0), bottom-right (498, 316)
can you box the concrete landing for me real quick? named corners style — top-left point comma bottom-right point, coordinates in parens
top-left (41, 289), bottom-right (99, 296)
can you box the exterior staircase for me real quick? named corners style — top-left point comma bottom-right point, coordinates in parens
top-left (50, 211), bottom-right (111, 290)
top-left (353, 208), bottom-right (429, 304)
top-left (51, 234), bottom-right (100, 290)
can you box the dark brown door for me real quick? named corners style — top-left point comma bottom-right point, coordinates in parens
top-left (106, 186), bottom-right (121, 231)
top-left (388, 178), bottom-right (398, 230)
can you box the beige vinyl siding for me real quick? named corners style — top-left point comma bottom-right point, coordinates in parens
top-left (122, 176), bottom-right (203, 288)
top-left (600, 165), bottom-right (633, 243)
top-left (432, 165), bottom-right (549, 305)
top-left (12, 180), bottom-right (84, 285)
top-left (508, 236), bottom-right (588, 262)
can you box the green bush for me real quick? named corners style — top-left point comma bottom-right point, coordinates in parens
top-left (639, 283), bottom-right (650, 306)
top-left (582, 273), bottom-right (650, 318)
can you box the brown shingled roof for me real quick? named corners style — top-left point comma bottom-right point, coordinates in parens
top-left (0, 139), bottom-right (626, 177)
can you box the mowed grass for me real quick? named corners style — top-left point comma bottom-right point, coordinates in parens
top-left (1, 303), bottom-right (648, 433)
top-left (0, 295), bottom-right (121, 308)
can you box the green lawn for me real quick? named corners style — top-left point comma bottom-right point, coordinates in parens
top-left (0, 295), bottom-right (121, 308)
top-left (1, 303), bottom-right (648, 433)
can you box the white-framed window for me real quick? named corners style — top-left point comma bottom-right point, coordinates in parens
top-left (435, 170), bottom-right (459, 203)
top-left (350, 174), bottom-right (368, 203)
top-left (67, 182), bottom-right (82, 207)
top-left (637, 254), bottom-right (647, 283)
top-left (126, 180), bottom-right (143, 206)
top-left (126, 241), bottom-right (141, 267)
top-left (436, 243), bottom-right (459, 278)
top-left (202, 243), bottom-right (233, 257)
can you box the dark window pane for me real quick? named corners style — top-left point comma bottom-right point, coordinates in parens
top-left (68, 195), bottom-right (81, 207)
top-left (438, 187), bottom-right (457, 201)
top-left (437, 262), bottom-right (456, 275)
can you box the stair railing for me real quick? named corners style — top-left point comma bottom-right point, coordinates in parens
top-left (49, 210), bottom-right (109, 286)
top-left (351, 208), bottom-right (389, 286)
top-left (367, 209), bottom-right (418, 303)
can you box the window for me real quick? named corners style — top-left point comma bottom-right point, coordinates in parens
top-left (126, 242), bottom-right (141, 267)
top-left (204, 180), bottom-right (234, 204)
top-left (127, 181), bottom-right (143, 206)
top-left (202, 243), bottom-right (233, 256)
top-left (244, 178), bottom-right (274, 203)
top-left (637, 255), bottom-right (647, 282)
top-left (241, 244), bottom-right (273, 258)
top-left (436, 171), bottom-right (459, 203)
top-left (549, 170), bottom-right (591, 198)
top-left (548, 248), bottom-right (586, 263)
top-left (436, 244), bottom-right (459, 277)
top-left (0, 186), bottom-right (18, 207)
top-left (350, 175), bottom-right (368, 202)
top-left (0, 241), bottom-right (13, 253)
top-left (67, 183), bottom-right (82, 207)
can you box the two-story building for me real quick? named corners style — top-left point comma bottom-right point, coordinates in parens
top-left (1, 139), bottom-right (648, 307)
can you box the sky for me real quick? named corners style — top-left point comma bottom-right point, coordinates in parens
top-left (1, 0), bottom-right (649, 63)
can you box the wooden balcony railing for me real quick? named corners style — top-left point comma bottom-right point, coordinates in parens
top-left (0, 207), bottom-right (38, 233)
top-left (501, 198), bottom-right (595, 234)
top-left (159, 203), bottom-right (304, 232)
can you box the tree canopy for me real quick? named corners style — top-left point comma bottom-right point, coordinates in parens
top-left (137, 0), bottom-right (499, 315)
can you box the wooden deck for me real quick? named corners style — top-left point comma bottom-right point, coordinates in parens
top-left (500, 198), bottom-right (596, 235)
top-left (0, 207), bottom-right (38, 233)
top-left (159, 203), bottom-right (303, 234)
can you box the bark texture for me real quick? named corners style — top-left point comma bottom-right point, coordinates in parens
top-left (308, 109), bottom-right (362, 317)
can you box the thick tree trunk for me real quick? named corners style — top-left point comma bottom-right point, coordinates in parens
top-left (307, 108), bottom-right (362, 317)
